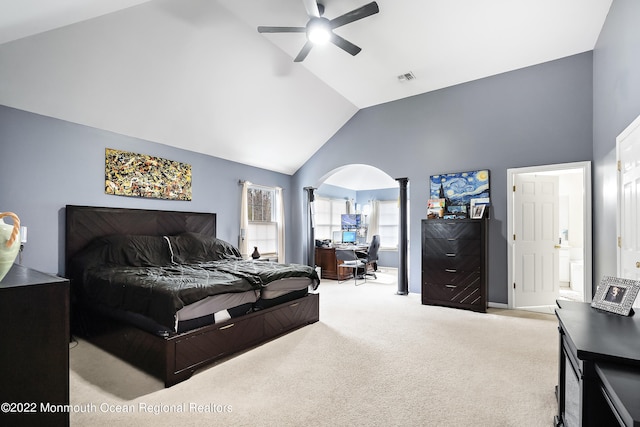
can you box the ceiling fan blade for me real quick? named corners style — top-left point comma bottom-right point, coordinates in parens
top-left (330, 1), bottom-right (379, 29)
top-left (302, 0), bottom-right (321, 18)
top-left (329, 33), bottom-right (361, 56)
top-left (294, 41), bottom-right (314, 62)
top-left (258, 26), bottom-right (306, 33)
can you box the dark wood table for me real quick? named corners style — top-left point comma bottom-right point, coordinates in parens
top-left (595, 363), bottom-right (640, 426)
top-left (0, 264), bottom-right (69, 427)
top-left (555, 300), bottom-right (640, 426)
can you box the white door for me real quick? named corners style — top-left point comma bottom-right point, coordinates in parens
top-left (618, 115), bottom-right (640, 308)
top-left (513, 174), bottom-right (560, 307)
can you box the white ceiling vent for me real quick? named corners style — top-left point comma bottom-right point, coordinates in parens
top-left (397, 71), bottom-right (416, 82)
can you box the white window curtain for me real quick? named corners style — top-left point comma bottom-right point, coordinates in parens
top-left (239, 180), bottom-right (251, 258)
top-left (378, 199), bottom-right (402, 249)
top-left (367, 200), bottom-right (380, 242)
top-left (276, 187), bottom-right (285, 263)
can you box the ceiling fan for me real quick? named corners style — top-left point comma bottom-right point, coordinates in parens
top-left (257, 0), bottom-right (379, 62)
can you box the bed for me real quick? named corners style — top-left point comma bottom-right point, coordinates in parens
top-left (65, 205), bottom-right (320, 387)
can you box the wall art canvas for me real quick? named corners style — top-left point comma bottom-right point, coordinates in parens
top-left (105, 148), bottom-right (192, 200)
top-left (430, 170), bottom-right (490, 214)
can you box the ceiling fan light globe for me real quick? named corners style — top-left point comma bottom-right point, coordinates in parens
top-left (307, 18), bottom-right (331, 45)
top-left (308, 28), bottom-right (330, 44)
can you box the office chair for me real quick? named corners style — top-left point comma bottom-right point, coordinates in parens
top-left (335, 248), bottom-right (367, 286)
top-left (358, 235), bottom-right (380, 279)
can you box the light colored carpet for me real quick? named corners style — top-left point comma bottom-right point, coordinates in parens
top-left (69, 268), bottom-right (558, 426)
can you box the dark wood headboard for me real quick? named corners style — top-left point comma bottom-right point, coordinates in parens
top-left (65, 205), bottom-right (216, 275)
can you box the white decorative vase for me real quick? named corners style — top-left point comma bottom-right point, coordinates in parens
top-left (0, 212), bottom-right (20, 282)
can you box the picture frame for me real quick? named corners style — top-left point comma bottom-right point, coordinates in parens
top-left (447, 204), bottom-right (468, 217)
top-left (430, 169), bottom-right (490, 219)
top-left (470, 197), bottom-right (490, 214)
top-left (427, 198), bottom-right (446, 219)
top-left (471, 204), bottom-right (486, 219)
top-left (591, 276), bottom-right (640, 316)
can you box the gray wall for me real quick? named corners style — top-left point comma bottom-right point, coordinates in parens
top-left (293, 52), bottom-right (594, 302)
top-left (592, 0), bottom-right (640, 288)
top-left (0, 106), bottom-right (292, 276)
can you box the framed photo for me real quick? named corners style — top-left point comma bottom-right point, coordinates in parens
top-left (471, 204), bottom-right (486, 219)
top-left (427, 198), bottom-right (445, 219)
top-left (591, 276), bottom-right (640, 316)
top-left (470, 197), bottom-right (490, 213)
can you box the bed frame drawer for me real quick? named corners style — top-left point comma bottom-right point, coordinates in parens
top-left (263, 293), bottom-right (320, 336)
top-left (174, 315), bottom-right (263, 372)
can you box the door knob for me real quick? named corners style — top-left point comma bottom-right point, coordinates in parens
top-left (636, 261), bottom-right (640, 268)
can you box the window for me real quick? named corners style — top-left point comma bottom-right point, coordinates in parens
top-left (247, 185), bottom-right (277, 255)
top-left (377, 200), bottom-right (409, 249)
top-left (248, 186), bottom-right (273, 222)
top-left (314, 197), bottom-right (345, 241)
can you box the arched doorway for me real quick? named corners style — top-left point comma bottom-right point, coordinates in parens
top-left (315, 164), bottom-right (398, 258)
top-left (312, 164), bottom-right (401, 271)
top-left (318, 164), bottom-right (398, 192)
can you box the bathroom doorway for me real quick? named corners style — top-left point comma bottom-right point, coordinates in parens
top-left (507, 162), bottom-right (592, 312)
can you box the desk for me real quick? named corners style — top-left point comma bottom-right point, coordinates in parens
top-left (555, 300), bottom-right (640, 426)
top-left (315, 246), bottom-right (368, 280)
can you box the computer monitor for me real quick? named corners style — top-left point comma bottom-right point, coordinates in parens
top-left (341, 214), bottom-right (361, 230)
top-left (342, 230), bottom-right (357, 244)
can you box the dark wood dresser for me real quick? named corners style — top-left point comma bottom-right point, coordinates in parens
top-left (0, 264), bottom-right (69, 427)
top-left (421, 219), bottom-right (488, 312)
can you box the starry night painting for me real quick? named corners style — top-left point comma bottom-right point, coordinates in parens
top-left (430, 170), bottom-right (490, 207)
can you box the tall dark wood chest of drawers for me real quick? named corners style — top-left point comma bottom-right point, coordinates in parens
top-left (0, 264), bottom-right (69, 427)
top-left (421, 219), bottom-right (488, 312)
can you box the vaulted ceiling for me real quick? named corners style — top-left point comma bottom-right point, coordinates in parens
top-left (0, 0), bottom-right (612, 175)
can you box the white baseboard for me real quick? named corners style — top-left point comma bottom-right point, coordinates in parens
top-left (488, 302), bottom-right (509, 309)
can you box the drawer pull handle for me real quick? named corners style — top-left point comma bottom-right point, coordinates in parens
top-left (446, 253), bottom-right (456, 257)
top-left (219, 323), bottom-right (235, 330)
top-left (289, 303), bottom-right (300, 308)
top-left (445, 269), bottom-right (457, 273)
top-left (447, 238), bottom-right (456, 241)
top-left (445, 284), bottom-right (457, 289)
